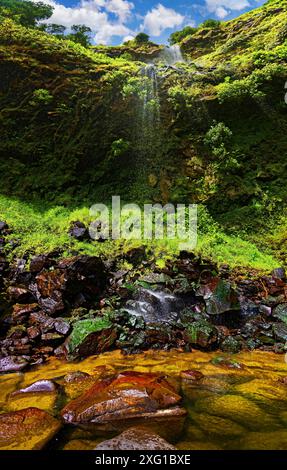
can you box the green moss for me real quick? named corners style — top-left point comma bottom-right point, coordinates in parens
top-left (68, 317), bottom-right (113, 354)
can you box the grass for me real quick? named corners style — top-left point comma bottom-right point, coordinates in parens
top-left (0, 195), bottom-right (279, 271)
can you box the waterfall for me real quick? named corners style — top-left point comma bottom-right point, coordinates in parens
top-left (123, 288), bottom-right (184, 324)
top-left (161, 45), bottom-right (186, 65)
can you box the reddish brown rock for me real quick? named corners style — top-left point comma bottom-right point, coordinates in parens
top-left (0, 407), bottom-right (61, 450)
top-left (61, 371), bottom-right (184, 425)
top-left (12, 303), bottom-right (39, 323)
top-left (95, 427), bottom-right (177, 450)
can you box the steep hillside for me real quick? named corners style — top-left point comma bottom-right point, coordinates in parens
top-left (0, 1), bottom-right (287, 266)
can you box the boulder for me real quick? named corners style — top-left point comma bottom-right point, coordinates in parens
top-left (197, 278), bottom-right (240, 315)
top-left (61, 371), bottom-right (184, 426)
top-left (0, 407), bottom-right (61, 450)
top-left (0, 221), bottom-right (8, 232)
top-left (95, 427), bottom-right (176, 450)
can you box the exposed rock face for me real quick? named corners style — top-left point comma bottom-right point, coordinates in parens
top-left (61, 371), bottom-right (185, 426)
top-left (0, 407), bottom-right (61, 450)
top-left (95, 426), bottom-right (177, 450)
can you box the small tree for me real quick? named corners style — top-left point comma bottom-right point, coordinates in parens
top-left (67, 24), bottom-right (92, 47)
top-left (134, 32), bottom-right (150, 44)
top-left (200, 19), bottom-right (221, 29)
top-left (169, 26), bottom-right (197, 45)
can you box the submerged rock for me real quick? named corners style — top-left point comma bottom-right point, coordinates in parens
top-left (69, 221), bottom-right (89, 241)
top-left (94, 426), bottom-right (177, 450)
top-left (0, 407), bottom-right (61, 450)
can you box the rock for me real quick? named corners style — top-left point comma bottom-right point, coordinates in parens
top-left (235, 378), bottom-right (287, 403)
top-left (220, 336), bottom-right (241, 353)
top-left (94, 427), bottom-right (176, 450)
top-left (30, 254), bottom-right (53, 273)
top-left (27, 326), bottom-right (41, 339)
top-left (11, 380), bottom-right (58, 394)
top-left (0, 407), bottom-right (61, 450)
top-left (61, 371), bottom-right (184, 426)
top-left (197, 278), bottom-right (240, 315)
top-left (195, 395), bottom-right (277, 430)
top-left (29, 311), bottom-right (55, 332)
top-left (180, 370), bottom-right (204, 381)
top-left (0, 356), bottom-right (29, 373)
top-left (259, 304), bottom-right (272, 316)
top-left (211, 356), bottom-right (244, 369)
top-left (12, 303), bottom-right (39, 323)
top-left (273, 322), bottom-right (287, 342)
top-left (7, 381), bottom-right (59, 413)
top-left (185, 320), bottom-right (218, 348)
top-left (41, 332), bottom-right (63, 342)
top-left (54, 318), bottom-right (70, 335)
top-left (63, 439), bottom-right (98, 450)
top-left (7, 286), bottom-right (31, 303)
top-left (271, 268), bottom-right (286, 280)
top-left (0, 221), bottom-right (8, 231)
top-left (69, 221), bottom-right (89, 241)
top-left (238, 431), bottom-right (287, 450)
top-left (177, 441), bottom-right (222, 450)
top-left (64, 318), bottom-right (116, 358)
top-left (273, 303), bottom-right (287, 323)
top-left (36, 270), bottom-right (66, 315)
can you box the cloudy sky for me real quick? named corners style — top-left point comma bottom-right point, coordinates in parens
top-left (38, 0), bottom-right (265, 45)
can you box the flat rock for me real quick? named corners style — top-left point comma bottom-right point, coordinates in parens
top-left (61, 371), bottom-right (183, 425)
top-left (0, 407), bottom-right (61, 450)
top-left (0, 356), bottom-right (28, 373)
top-left (94, 427), bottom-right (176, 450)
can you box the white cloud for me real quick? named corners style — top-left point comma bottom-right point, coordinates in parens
top-left (31, 0), bottom-right (134, 44)
top-left (215, 6), bottom-right (228, 18)
top-left (105, 0), bottom-right (134, 23)
top-left (205, 0), bottom-right (250, 18)
top-left (142, 3), bottom-right (185, 37)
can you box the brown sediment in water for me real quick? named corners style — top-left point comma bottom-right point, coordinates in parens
top-left (0, 349), bottom-right (287, 450)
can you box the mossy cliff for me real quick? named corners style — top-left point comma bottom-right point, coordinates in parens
top-left (0, 0), bottom-right (287, 265)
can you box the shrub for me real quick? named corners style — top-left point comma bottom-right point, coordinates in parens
top-left (169, 26), bottom-right (197, 45)
top-left (200, 19), bottom-right (221, 29)
top-left (31, 88), bottom-right (53, 105)
top-left (134, 32), bottom-right (150, 44)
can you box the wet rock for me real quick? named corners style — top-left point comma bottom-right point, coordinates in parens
top-left (63, 439), bottom-right (98, 450)
top-left (27, 326), bottom-right (41, 340)
top-left (180, 370), bottom-right (204, 381)
top-left (7, 380), bottom-right (59, 413)
top-left (273, 303), bottom-right (287, 323)
top-left (220, 336), bottom-right (241, 353)
top-left (36, 270), bottom-right (66, 315)
top-left (0, 407), bottom-right (61, 450)
top-left (7, 286), bottom-right (31, 303)
top-left (0, 355), bottom-right (29, 373)
top-left (69, 221), bottom-right (89, 241)
top-left (61, 371), bottom-right (184, 426)
top-left (0, 221), bottom-right (8, 232)
top-left (273, 322), bottom-right (287, 342)
top-left (64, 318), bottom-right (116, 358)
top-left (29, 311), bottom-right (55, 332)
top-left (259, 304), bottom-right (272, 316)
top-left (271, 268), bottom-right (286, 280)
top-left (41, 332), bottom-right (63, 342)
top-left (235, 378), bottom-right (287, 403)
top-left (30, 254), bottom-right (53, 273)
top-left (12, 303), bottom-right (39, 323)
top-left (95, 427), bottom-right (176, 450)
top-left (211, 356), bottom-right (244, 370)
top-left (197, 278), bottom-right (240, 315)
top-left (54, 318), bottom-right (70, 335)
top-left (185, 320), bottom-right (218, 348)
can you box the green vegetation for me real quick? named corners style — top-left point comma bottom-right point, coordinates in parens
top-left (68, 317), bottom-right (113, 354)
top-left (0, 0), bottom-right (53, 27)
top-left (169, 26), bottom-right (197, 45)
top-left (134, 32), bottom-right (150, 44)
top-left (0, 1), bottom-right (287, 272)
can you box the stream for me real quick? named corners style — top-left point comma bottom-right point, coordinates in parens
top-left (1, 349), bottom-right (287, 450)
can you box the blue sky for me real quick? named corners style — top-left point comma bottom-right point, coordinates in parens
top-left (39, 0), bottom-right (266, 45)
